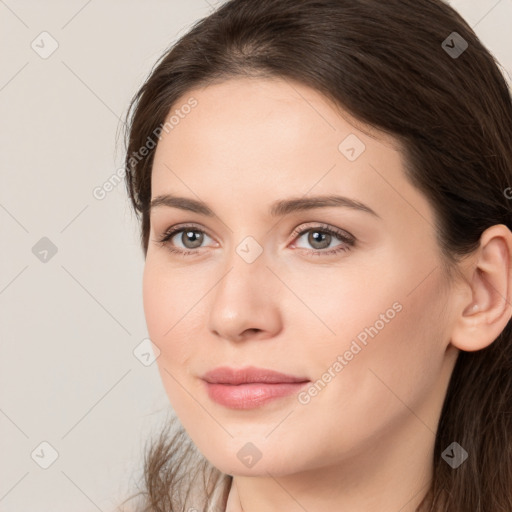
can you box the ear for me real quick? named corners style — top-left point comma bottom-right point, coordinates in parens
top-left (450, 224), bottom-right (512, 352)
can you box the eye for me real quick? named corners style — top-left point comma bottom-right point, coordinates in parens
top-left (156, 224), bottom-right (215, 256)
top-left (155, 222), bottom-right (355, 257)
top-left (290, 223), bottom-right (355, 256)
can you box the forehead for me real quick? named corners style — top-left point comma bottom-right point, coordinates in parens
top-left (156, 76), bottom-right (398, 159)
top-left (150, 77), bottom-right (433, 230)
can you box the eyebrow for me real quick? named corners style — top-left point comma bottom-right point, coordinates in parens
top-left (149, 193), bottom-right (380, 218)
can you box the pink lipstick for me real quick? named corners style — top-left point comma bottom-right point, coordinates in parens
top-left (201, 366), bottom-right (310, 409)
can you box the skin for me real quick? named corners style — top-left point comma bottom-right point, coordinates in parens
top-left (142, 77), bottom-right (512, 512)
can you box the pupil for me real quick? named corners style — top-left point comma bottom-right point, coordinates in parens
top-left (310, 231), bottom-right (330, 249)
top-left (184, 230), bottom-right (203, 248)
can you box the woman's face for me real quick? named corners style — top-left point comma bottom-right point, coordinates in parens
top-left (143, 77), bottom-right (460, 477)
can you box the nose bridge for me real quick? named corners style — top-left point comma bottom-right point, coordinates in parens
top-left (216, 234), bottom-right (270, 303)
top-left (207, 234), bottom-right (281, 340)
top-left (234, 234), bottom-right (266, 266)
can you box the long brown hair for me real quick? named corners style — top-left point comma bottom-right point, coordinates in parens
top-left (120, 1), bottom-right (512, 510)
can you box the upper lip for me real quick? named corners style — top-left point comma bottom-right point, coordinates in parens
top-left (202, 366), bottom-right (310, 385)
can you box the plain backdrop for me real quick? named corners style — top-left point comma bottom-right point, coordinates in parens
top-left (1, 1), bottom-right (511, 511)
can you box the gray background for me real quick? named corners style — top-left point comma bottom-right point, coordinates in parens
top-left (1, 1), bottom-right (511, 511)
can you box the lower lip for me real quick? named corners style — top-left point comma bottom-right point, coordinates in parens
top-left (204, 381), bottom-right (310, 409)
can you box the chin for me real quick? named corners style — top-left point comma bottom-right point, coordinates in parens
top-left (198, 444), bottom-right (303, 477)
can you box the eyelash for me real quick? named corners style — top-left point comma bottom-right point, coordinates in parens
top-left (156, 223), bottom-right (355, 258)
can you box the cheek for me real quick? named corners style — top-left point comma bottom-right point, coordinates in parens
top-left (142, 259), bottom-right (193, 368)
top-left (142, 261), bottom-right (202, 417)
top-left (308, 269), bottom-right (449, 436)
top-left (142, 261), bottom-right (168, 344)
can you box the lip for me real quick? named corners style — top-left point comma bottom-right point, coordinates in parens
top-left (201, 366), bottom-right (310, 409)
top-left (202, 366), bottom-right (309, 385)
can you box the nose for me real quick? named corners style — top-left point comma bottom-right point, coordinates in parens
top-left (207, 247), bottom-right (283, 343)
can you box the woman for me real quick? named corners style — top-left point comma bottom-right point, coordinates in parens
top-left (120, 0), bottom-right (512, 510)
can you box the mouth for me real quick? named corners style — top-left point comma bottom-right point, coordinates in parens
top-left (201, 366), bottom-right (310, 409)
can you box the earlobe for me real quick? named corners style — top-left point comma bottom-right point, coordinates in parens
top-left (450, 224), bottom-right (512, 352)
